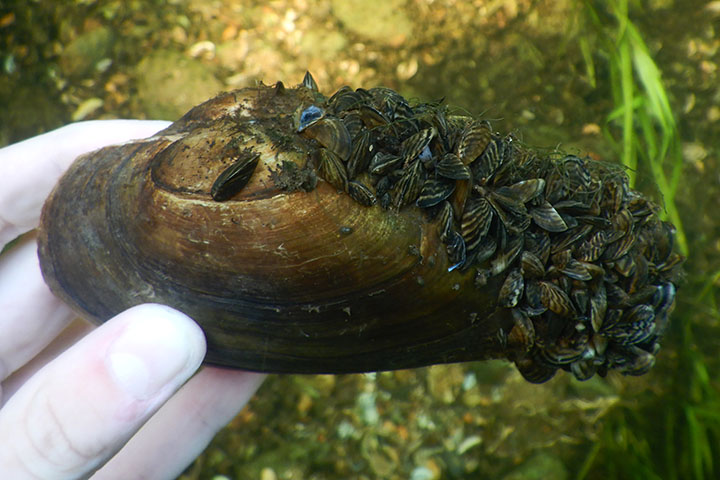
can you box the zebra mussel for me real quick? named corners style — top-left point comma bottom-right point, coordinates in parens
top-left (37, 73), bottom-right (683, 382)
top-left (290, 73), bottom-right (682, 382)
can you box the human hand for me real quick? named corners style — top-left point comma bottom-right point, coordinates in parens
top-left (0, 121), bottom-right (266, 479)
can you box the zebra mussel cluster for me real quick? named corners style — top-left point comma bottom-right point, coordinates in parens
top-left (293, 73), bottom-right (682, 382)
top-left (38, 73), bottom-right (683, 379)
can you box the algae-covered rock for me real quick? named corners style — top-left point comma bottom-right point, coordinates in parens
top-left (134, 50), bottom-right (223, 119)
top-left (331, 0), bottom-right (412, 46)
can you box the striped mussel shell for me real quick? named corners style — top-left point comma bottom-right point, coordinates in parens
top-left (37, 73), bottom-right (683, 381)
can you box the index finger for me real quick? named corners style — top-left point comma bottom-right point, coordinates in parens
top-left (0, 120), bottom-right (170, 246)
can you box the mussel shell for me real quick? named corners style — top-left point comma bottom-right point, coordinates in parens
top-left (38, 86), bottom-right (514, 374)
top-left (301, 116), bottom-right (352, 161)
top-left (37, 80), bottom-right (684, 383)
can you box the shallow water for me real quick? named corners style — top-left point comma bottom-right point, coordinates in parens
top-left (2, 1), bottom-right (719, 479)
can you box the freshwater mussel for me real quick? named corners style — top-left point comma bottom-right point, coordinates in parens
top-left (37, 73), bottom-right (683, 382)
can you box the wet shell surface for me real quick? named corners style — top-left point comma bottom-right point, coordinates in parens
top-left (37, 74), bottom-right (683, 382)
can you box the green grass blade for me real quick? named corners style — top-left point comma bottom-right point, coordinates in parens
top-left (685, 407), bottom-right (704, 480)
top-left (627, 23), bottom-right (676, 133)
top-left (579, 35), bottom-right (597, 88)
top-left (619, 37), bottom-right (637, 183)
top-left (576, 440), bottom-right (601, 480)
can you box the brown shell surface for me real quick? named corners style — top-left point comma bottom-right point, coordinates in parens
top-left (37, 85), bottom-right (511, 374)
top-left (37, 80), bottom-right (683, 381)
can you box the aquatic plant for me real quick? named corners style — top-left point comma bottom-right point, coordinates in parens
top-left (574, 1), bottom-right (720, 479)
top-left (580, 0), bottom-right (687, 257)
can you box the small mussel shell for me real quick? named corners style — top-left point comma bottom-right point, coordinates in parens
top-left (37, 85), bottom-right (513, 374)
top-left (300, 115), bottom-right (352, 161)
top-left (210, 151), bottom-right (260, 201)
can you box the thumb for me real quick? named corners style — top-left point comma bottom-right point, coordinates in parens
top-left (0, 303), bottom-right (205, 479)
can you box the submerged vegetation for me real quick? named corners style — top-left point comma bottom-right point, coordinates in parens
top-left (581, 0), bottom-right (686, 256)
top-left (574, 1), bottom-right (720, 479)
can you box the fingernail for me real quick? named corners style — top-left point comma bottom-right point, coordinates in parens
top-left (106, 305), bottom-right (205, 399)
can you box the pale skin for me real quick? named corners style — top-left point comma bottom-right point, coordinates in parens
top-left (0, 121), bottom-right (266, 479)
